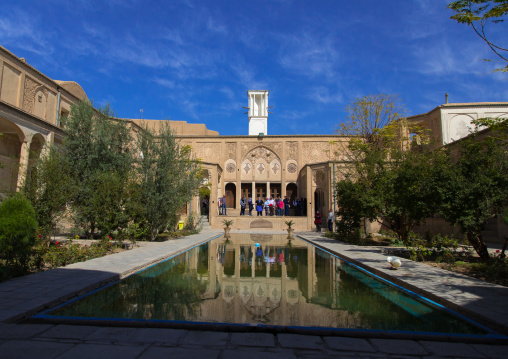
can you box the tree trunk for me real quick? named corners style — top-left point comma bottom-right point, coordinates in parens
top-left (467, 230), bottom-right (490, 261)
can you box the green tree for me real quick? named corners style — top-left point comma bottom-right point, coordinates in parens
top-left (439, 131), bottom-right (508, 260)
top-left (336, 128), bottom-right (450, 245)
top-left (62, 101), bottom-right (134, 238)
top-left (0, 192), bottom-right (38, 268)
top-left (337, 94), bottom-right (406, 149)
top-left (335, 94), bottom-right (408, 237)
top-left (23, 145), bottom-right (71, 241)
top-left (335, 94), bottom-right (446, 244)
top-left (448, 0), bottom-right (508, 72)
top-left (137, 122), bottom-right (203, 240)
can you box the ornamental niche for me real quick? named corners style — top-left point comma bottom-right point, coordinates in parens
top-left (241, 146), bottom-right (282, 181)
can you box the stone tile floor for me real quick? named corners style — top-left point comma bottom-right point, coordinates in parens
top-left (0, 229), bottom-right (507, 358)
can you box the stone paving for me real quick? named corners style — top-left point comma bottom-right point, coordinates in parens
top-left (0, 229), bottom-right (507, 358)
top-left (297, 232), bottom-right (508, 336)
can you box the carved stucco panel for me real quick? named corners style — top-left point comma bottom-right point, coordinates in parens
top-left (286, 141), bottom-right (298, 161)
top-left (226, 142), bottom-right (236, 160)
top-left (224, 159), bottom-right (237, 179)
top-left (243, 145), bottom-right (281, 166)
top-left (313, 170), bottom-right (326, 186)
top-left (241, 142), bottom-right (281, 160)
top-left (23, 76), bottom-right (40, 113)
top-left (241, 159), bottom-right (253, 181)
top-left (194, 142), bottom-right (221, 163)
top-left (303, 142), bottom-right (329, 163)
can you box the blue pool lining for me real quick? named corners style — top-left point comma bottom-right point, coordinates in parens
top-left (32, 233), bottom-right (505, 339)
top-left (35, 233), bottom-right (224, 316)
top-left (31, 313), bottom-right (508, 340)
top-left (295, 234), bottom-right (497, 335)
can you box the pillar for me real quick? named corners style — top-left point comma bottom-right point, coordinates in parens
top-left (16, 140), bottom-right (30, 190)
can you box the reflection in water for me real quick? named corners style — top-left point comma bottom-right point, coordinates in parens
top-left (49, 234), bottom-right (486, 334)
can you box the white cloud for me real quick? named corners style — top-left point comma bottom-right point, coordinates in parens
top-left (412, 38), bottom-right (494, 76)
top-left (310, 86), bottom-right (343, 104)
top-left (0, 9), bottom-right (54, 58)
top-left (230, 63), bottom-right (268, 89)
top-left (278, 31), bottom-right (340, 79)
top-left (206, 17), bottom-right (227, 35)
top-left (153, 78), bottom-right (175, 88)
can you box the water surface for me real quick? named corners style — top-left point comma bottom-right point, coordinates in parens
top-left (46, 234), bottom-right (488, 334)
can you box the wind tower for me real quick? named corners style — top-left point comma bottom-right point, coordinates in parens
top-left (247, 90), bottom-right (269, 136)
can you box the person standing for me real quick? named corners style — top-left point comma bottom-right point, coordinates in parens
top-left (240, 197), bottom-right (246, 216)
top-left (284, 196), bottom-right (290, 216)
top-left (314, 211), bottom-right (322, 232)
top-left (277, 197), bottom-right (284, 216)
top-left (327, 209), bottom-right (334, 232)
top-left (248, 197), bottom-right (253, 216)
top-left (218, 196), bottom-right (223, 215)
top-left (264, 197), bottom-right (270, 216)
top-left (256, 197), bottom-right (264, 216)
top-left (221, 194), bottom-right (227, 216)
top-left (269, 197), bottom-right (275, 216)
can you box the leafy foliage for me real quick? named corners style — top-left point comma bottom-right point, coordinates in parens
top-left (448, 0), bottom-right (508, 72)
top-left (439, 132), bottom-right (508, 260)
top-left (41, 240), bottom-right (116, 269)
top-left (137, 122), bottom-right (203, 240)
top-left (62, 101), bottom-right (134, 238)
top-left (23, 144), bottom-right (71, 241)
top-left (0, 192), bottom-right (38, 268)
top-left (335, 94), bottom-right (443, 245)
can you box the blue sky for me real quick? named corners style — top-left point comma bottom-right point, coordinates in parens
top-left (1, 0), bottom-right (506, 135)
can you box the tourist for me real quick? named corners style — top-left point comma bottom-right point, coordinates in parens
top-left (248, 197), bottom-right (253, 216)
top-left (256, 197), bottom-right (264, 216)
top-left (277, 197), bottom-right (284, 216)
top-left (218, 196), bottom-right (223, 215)
top-left (221, 194), bottom-right (227, 216)
top-left (314, 210), bottom-right (322, 232)
top-left (327, 209), bottom-right (334, 231)
top-left (295, 199), bottom-right (300, 216)
top-left (264, 197), bottom-right (270, 216)
top-left (240, 197), bottom-right (246, 216)
top-left (284, 196), bottom-right (290, 216)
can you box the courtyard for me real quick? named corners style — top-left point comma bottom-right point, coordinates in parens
top-left (1, 227), bottom-right (507, 359)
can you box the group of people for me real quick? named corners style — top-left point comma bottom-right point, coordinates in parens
top-left (314, 209), bottom-right (335, 232)
top-left (218, 195), bottom-right (335, 232)
top-left (253, 196), bottom-right (291, 216)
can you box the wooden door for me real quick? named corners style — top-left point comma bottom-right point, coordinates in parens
top-left (225, 183), bottom-right (236, 208)
top-left (255, 184), bottom-right (266, 199)
top-left (270, 184), bottom-right (281, 199)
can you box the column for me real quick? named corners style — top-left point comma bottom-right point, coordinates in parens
top-left (16, 139), bottom-right (30, 190)
top-left (306, 166), bottom-right (313, 229)
top-left (267, 181), bottom-right (270, 198)
top-left (251, 182), bottom-right (255, 200)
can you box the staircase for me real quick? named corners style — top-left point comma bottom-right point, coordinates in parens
top-left (200, 215), bottom-right (211, 231)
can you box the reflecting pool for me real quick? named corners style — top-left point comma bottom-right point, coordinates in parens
top-left (43, 234), bottom-right (489, 334)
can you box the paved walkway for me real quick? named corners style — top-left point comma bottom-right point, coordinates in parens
top-left (0, 229), bottom-right (507, 358)
top-left (297, 232), bottom-right (508, 336)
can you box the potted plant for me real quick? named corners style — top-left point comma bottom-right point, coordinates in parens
top-left (285, 220), bottom-right (295, 239)
top-left (223, 219), bottom-right (234, 236)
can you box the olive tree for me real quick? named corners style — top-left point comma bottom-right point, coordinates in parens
top-left (62, 101), bottom-right (134, 238)
top-left (136, 122), bottom-right (203, 240)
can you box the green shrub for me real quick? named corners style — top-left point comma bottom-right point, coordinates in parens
top-left (0, 193), bottom-right (38, 267)
top-left (42, 241), bottom-right (114, 269)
